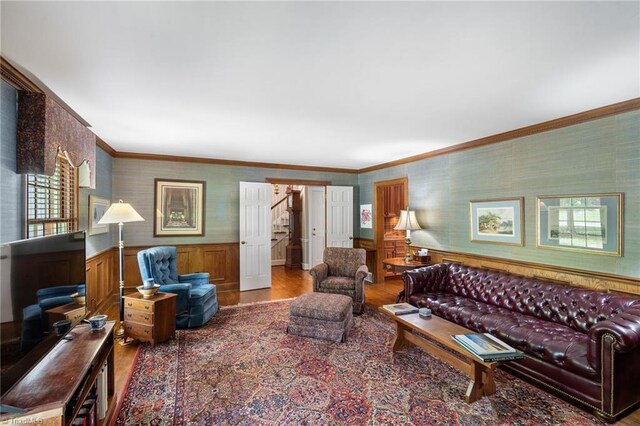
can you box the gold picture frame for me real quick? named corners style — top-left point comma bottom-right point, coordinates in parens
top-left (536, 193), bottom-right (622, 256)
top-left (469, 197), bottom-right (524, 246)
top-left (154, 179), bottom-right (206, 236)
top-left (88, 195), bottom-right (110, 236)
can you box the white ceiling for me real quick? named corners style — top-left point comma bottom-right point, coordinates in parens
top-left (1, 1), bottom-right (638, 170)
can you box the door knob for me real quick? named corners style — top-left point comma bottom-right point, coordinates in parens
top-left (349, 236), bottom-right (353, 240)
top-left (241, 241), bottom-right (246, 244)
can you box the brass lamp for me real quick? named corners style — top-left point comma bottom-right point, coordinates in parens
top-left (394, 210), bottom-right (421, 263)
top-left (98, 200), bottom-right (144, 338)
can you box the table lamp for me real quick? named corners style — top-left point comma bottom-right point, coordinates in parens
top-left (394, 210), bottom-right (421, 263)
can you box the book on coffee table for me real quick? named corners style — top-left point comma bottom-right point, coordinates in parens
top-left (382, 303), bottom-right (419, 316)
top-left (452, 333), bottom-right (524, 362)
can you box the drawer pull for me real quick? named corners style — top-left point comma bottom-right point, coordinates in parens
top-left (144, 306), bottom-right (150, 310)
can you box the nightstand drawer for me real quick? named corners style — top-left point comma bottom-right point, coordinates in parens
top-left (124, 298), bottom-right (155, 313)
top-left (67, 308), bottom-right (85, 323)
top-left (384, 240), bottom-right (396, 248)
top-left (125, 309), bottom-right (154, 324)
top-left (124, 321), bottom-right (154, 339)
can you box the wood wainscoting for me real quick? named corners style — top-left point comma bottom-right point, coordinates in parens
top-left (416, 247), bottom-right (640, 296)
top-left (356, 238), bottom-right (640, 296)
top-left (123, 243), bottom-right (240, 293)
top-left (86, 247), bottom-right (117, 315)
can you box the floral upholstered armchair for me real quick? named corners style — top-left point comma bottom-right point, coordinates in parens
top-left (310, 247), bottom-right (368, 314)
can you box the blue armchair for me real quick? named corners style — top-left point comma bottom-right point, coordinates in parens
top-left (21, 284), bottom-right (86, 353)
top-left (137, 246), bottom-right (219, 328)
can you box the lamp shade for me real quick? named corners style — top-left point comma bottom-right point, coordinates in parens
top-left (394, 210), bottom-right (421, 231)
top-left (98, 200), bottom-right (144, 224)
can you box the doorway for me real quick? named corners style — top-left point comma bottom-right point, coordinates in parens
top-left (239, 179), bottom-right (355, 291)
top-left (373, 177), bottom-right (408, 283)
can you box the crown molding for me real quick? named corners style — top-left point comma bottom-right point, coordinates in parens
top-left (114, 151), bottom-right (358, 174)
top-left (358, 97), bottom-right (640, 173)
top-left (3, 56), bottom-right (637, 173)
top-left (95, 137), bottom-right (117, 157)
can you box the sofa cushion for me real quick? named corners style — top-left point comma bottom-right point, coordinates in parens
top-left (412, 292), bottom-right (597, 380)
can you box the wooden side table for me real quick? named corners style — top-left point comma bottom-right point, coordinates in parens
top-left (382, 256), bottom-right (431, 273)
top-left (45, 302), bottom-right (86, 330)
top-left (382, 256), bottom-right (431, 302)
top-left (123, 292), bottom-right (176, 346)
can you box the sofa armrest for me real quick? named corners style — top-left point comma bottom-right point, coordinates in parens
top-left (589, 304), bottom-right (640, 355)
top-left (309, 263), bottom-right (328, 291)
top-left (402, 263), bottom-right (449, 300)
top-left (159, 283), bottom-right (191, 314)
top-left (179, 272), bottom-right (210, 286)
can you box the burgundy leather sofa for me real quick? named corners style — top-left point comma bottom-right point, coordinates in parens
top-left (402, 263), bottom-right (640, 421)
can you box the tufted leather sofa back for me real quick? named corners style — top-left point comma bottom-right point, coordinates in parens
top-left (445, 264), bottom-right (638, 334)
top-left (137, 246), bottom-right (180, 285)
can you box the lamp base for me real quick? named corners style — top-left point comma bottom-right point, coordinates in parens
top-left (114, 324), bottom-right (125, 338)
top-left (403, 237), bottom-right (412, 263)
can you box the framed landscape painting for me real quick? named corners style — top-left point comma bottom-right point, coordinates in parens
top-left (88, 195), bottom-right (110, 236)
top-left (154, 179), bottom-right (206, 236)
top-left (469, 198), bottom-right (524, 246)
top-left (537, 193), bottom-right (622, 256)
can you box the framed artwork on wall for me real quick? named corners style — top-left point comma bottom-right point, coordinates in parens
top-left (154, 179), bottom-right (206, 236)
top-left (360, 204), bottom-right (372, 229)
top-left (88, 195), bottom-right (110, 235)
top-left (537, 193), bottom-right (622, 256)
top-left (469, 197), bottom-right (524, 246)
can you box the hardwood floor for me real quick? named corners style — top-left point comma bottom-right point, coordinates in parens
top-left (108, 266), bottom-right (639, 425)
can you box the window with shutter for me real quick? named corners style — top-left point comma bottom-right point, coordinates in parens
top-left (26, 153), bottom-right (78, 238)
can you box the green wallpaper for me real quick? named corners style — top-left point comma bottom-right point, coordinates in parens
top-left (112, 159), bottom-right (358, 246)
top-left (358, 110), bottom-right (640, 278)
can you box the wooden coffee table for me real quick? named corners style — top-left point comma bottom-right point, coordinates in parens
top-left (379, 308), bottom-right (500, 403)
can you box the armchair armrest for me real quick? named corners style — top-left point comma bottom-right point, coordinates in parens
top-left (179, 272), bottom-right (210, 286)
top-left (309, 263), bottom-right (328, 292)
top-left (354, 264), bottom-right (368, 304)
top-left (402, 263), bottom-right (449, 299)
top-left (158, 283), bottom-right (191, 314)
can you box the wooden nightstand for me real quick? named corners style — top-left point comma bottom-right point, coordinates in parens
top-left (45, 302), bottom-right (86, 330)
top-left (123, 292), bottom-right (176, 346)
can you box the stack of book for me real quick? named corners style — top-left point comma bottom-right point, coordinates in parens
top-left (452, 333), bottom-right (525, 362)
top-left (382, 303), bottom-right (419, 316)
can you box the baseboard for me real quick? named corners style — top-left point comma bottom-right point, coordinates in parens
top-left (302, 263), bottom-right (310, 270)
top-left (272, 260), bottom-right (286, 266)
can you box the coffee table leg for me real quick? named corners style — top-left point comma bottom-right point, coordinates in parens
top-left (392, 322), bottom-right (412, 352)
top-left (465, 365), bottom-right (484, 403)
top-left (482, 369), bottom-right (496, 396)
top-left (466, 364), bottom-right (496, 403)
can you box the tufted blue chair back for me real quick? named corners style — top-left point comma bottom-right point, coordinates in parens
top-left (137, 246), bottom-right (180, 285)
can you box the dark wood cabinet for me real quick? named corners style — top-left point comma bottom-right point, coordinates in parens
top-left (285, 189), bottom-right (302, 268)
top-left (1, 322), bottom-right (116, 425)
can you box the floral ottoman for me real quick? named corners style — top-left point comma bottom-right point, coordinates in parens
top-left (286, 292), bottom-right (354, 342)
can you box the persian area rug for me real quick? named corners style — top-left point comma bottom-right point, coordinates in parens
top-left (116, 300), bottom-right (603, 425)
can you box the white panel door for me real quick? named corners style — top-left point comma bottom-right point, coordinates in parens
top-left (239, 182), bottom-right (272, 291)
top-left (308, 186), bottom-right (326, 267)
top-left (326, 186), bottom-right (353, 248)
